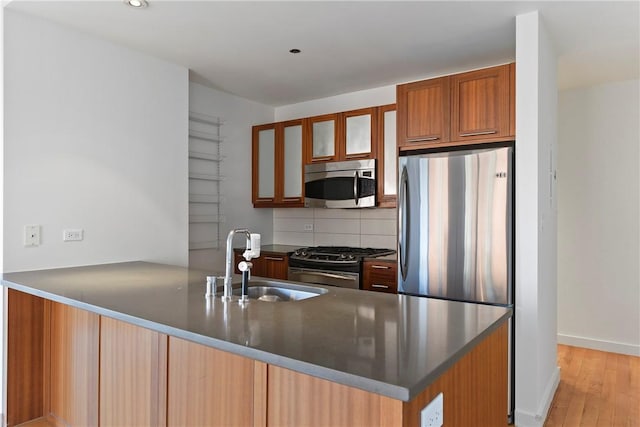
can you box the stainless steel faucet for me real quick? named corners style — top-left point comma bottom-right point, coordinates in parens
top-left (223, 228), bottom-right (253, 301)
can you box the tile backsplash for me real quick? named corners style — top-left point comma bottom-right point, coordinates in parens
top-left (273, 208), bottom-right (397, 249)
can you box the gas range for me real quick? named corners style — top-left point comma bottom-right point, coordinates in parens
top-left (288, 246), bottom-right (396, 289)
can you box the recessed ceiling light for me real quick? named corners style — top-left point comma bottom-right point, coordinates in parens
top-left (124, 0), bottom-right (148, 8)
top-left (289, 49), bottom-right (301, 54)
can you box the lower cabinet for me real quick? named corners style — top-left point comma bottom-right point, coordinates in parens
top-left (48, 302), bottom-right (100, 427)
top-left (7, 290), bottom-right (508, 427)
top-left (167, 336), bottom-right (264, 426)
top-left (100, 317), bottom-right (167, 427)
top-left (234, 250), bottom-right (289, 280)
top-left (362, 259), bottom-right (398, 293)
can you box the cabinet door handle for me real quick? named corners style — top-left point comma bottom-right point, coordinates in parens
top-left (264, 256), bottom-right (284, 261)
top-left (371, 284), bottom-right (390, 289)
top-left (346, 153), bottom-right (371, 159)
top-left (459, 130), bottom-right (497, 137)
top-left (371, 265), bottom-right (391, 270)
top-left (407, 136), bottom-right (439, 142)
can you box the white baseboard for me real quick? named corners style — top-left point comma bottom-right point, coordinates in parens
top-left (558, 333), bottom-right (640, 356)
top-left (515, 366), bottom-right (560, 427)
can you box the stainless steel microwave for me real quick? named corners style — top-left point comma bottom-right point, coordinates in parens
top-left (304, 159), bottom-right (376, 208)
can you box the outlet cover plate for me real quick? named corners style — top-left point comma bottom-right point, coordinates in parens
top-left (63, 229), bottom-right (84, 242)
top-left (421, 392), bottom-right (443, 427)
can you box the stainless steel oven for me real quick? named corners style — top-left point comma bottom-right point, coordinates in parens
top-left (288, 267), bottom-right (360, 289)
top-left (288, 246), bottom-right (395, 289)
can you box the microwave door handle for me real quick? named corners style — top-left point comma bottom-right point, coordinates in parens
top-left (399, 166), bottom-right (409, 281)
top-left (353, 171), bottom-right (359, 206)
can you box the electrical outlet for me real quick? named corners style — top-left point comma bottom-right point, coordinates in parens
top-left (24, 225), bottom-right (41, 247)
top-left (63, 229), bottom-right (84, 242)
top-left (421, 392), bottom-right (443, 427)
top-left (303, 223), bottom-right (313, 232)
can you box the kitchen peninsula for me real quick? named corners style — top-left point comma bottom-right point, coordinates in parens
top-left (2, 262), bottom-right (511, 427)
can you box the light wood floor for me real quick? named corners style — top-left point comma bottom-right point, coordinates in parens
top-left (544, 344), bottom-right (639, 427)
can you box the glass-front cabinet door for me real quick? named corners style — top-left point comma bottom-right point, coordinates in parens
top-left (252, 124), bottom-right (276, 206)
top-left (343, 107), bottom-right (376, 160)
top-left (307, 113), bottom-right (337, 163)
top-left (377, 104), bottom-right (397, 207)
top-left (252, 120), bottom-right (304, 207)
top-left (281, 120), bottom-right (303, 203)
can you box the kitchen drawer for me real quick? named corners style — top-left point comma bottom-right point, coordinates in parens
top-left (234, 250), bottom-right (289, 280)
top-left (362, 260), bottom-right (397, 294)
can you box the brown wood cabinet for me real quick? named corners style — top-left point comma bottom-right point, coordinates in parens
top-left (47, 301), bottom-right (100, 427)
top-left (267, 323), bottom-right (508, 427)
top-left (362, 259), bottom-right (397, 294)
top-left (450, 64), bottom-right (512, 142)
top-left (6, 289), bottom-right (508, 427)
top-left (397, 63), bottom-right (515, 151)
top-left (397, 76), bottom-right (450, 149)
top-left (306, 107), bottom-right (377, 164)
top-left (234, 249), bottom-right (289, 280)
top-left (167, 336), bottom-right (263, 426)
top-left (376, 104), bottom-right (397, 207)
top-left (7, 289), bottom-right (45, 426)
top-left (252, 119), bottom-right (304, 208)
top-left (100, 316), bottom-right (168, 427)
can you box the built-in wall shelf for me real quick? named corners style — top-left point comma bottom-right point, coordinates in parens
top-left (189, 151), bottom-right (224, 162)
top-left (188, 111), bottom-right (224, 251)
top-left (188, 172), bottom-right (224, 182)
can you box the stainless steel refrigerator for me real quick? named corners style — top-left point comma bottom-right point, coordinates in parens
top-left (397, 144), bottom-right (515, 423)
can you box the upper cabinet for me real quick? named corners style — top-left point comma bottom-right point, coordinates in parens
top-left (308, 113), bottom-right (338, 162)
top-left (307, 108), bottom-right (377, 164)
top-left (377, 104), bottom-right (397, 208)
top-left (342, 107), bottom-right (377, 160)
top-left (450, 64), bottom-right (511, 142)
top-left (252, 120), bottom-right (304, 208)
top-left (397, 77), bottom-right (450, 149)
top-left (397, 63), bottom-right (515, 150)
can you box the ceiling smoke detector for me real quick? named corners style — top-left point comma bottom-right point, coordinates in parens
top-left (124, 0), bottom-right (149, 8)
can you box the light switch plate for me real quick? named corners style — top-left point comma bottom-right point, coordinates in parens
top-left (24, 225), bottom-right (41, 247)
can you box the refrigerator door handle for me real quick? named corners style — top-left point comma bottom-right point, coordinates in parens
top-left (398, 166), bottom-right (409, 281)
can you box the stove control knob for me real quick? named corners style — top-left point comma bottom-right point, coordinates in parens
top-left (294, 250), bottom-right (301, 257)
top-left (300, 250), bottom-right (308, 258)
top-left (348, 254), bottom-right (355, 260)
top-left (339, 253), bottom-right (348, 260)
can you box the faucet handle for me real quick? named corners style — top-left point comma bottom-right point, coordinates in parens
top-left (237, 260), bottom-right (252, 272)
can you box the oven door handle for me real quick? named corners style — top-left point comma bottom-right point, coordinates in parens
top-left (353, 171), bottom-right (359, 206)
top-left (306, 271), bottom-right (357, 281)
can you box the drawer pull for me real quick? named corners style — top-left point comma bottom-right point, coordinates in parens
top-left (407, 136), bottom-right (439, 142)
top-left (264, 256), bottom-right (284, 261)
top-left (459, 130), bottom-right (497, 137)
top-left (371, 265), bottom-right (391, 270)
top-left (371, 284), bottom-right (390, 289)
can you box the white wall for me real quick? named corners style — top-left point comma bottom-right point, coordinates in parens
top-left (557, 79), bottom-right (640, 356)
top-left (3, 10), bottom-right (189, 272)
top-left (189, 82), bottom-right (274, 270)
top-left (515, 11), bottom-right (559, 427)
top-left (275, 85), bottom-right (396, 122)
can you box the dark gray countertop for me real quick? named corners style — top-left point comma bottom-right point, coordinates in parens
top-left (1, 261), bottom-right (511, 401)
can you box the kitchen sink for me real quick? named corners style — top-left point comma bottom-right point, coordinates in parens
top-left (231, 280), bottom-right (328, 302)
